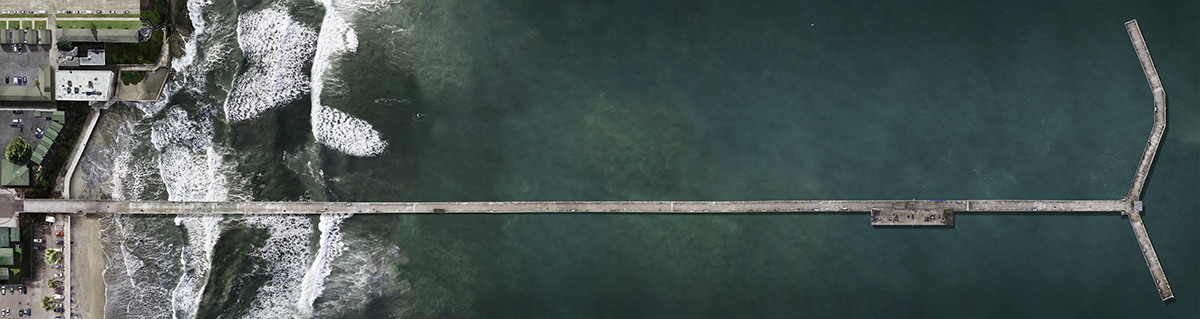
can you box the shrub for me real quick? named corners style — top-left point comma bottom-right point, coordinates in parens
top-left (120, 71), bottom-right (146, 85)
top-left (141, 1), bottom-right (166, 27)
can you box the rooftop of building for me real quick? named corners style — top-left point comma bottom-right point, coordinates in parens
top-left (56, 69), bottom-right (111, 101)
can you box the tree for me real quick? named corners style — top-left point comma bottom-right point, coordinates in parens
top-left (6, 136), bottom-right (30, 163)
top-left (56, 40), bottom-right (72, 51)
top-left (44, 249), bottom-right (62, 265)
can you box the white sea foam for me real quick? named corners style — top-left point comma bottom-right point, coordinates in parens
top-left (100, 214), bottom-right (179, 319)
top-left (171, 215), bottom-right (222, 319)
top-left (226, 8), bottom-right (318, 122)
top-left (296, 214), bottom-right (352, 316)
top-left (151, 98), bottom-right (244, 319)
top-left (237, 215), bottom-right (315, 319)
top-left (310, 0), bottom-right (391, 157)
top-left (311, 233), bottom-right (403, 316)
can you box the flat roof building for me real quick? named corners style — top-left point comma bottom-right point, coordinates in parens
top-left (56, 70), bottom-right (112, 101)
top-left (79, 49), bottom-right (104, 66)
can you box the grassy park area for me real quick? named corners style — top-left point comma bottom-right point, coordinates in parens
top-left (56, 20), bottom-right (141, 30)
top-left (55, 13), bottom-right (139, 18)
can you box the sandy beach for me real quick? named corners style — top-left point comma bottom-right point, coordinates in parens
top-left (70, 214), bottom-right (106, 319)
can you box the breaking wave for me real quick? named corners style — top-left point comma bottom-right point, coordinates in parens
top-left (311, 227), bottom-right (404, 317)
top-left (310, 0), bottom-right (391, 157)
top-left (225, 7), bottom-right (318, 122)
top-left (101, 214), bottom-right (181, 319)
top-left (296, 214), bottom-right (352, 316)
top-left (170, 215), bottom-right (222, 319)
top-left (237, 215), bottom-right (315, 319)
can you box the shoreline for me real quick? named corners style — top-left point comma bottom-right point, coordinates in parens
top-left (69, 214), bottom-right (106, 319)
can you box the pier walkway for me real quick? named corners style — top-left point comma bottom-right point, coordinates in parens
top-left (20, 199), bottom-right (1132, 215)
top-left (1122, 19), bottom-right (1172, 301)
top-left (7, 20), bottom-right (1174, 302)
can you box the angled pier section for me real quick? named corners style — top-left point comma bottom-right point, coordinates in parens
top-left (1123, 19), bottom-right (1172, 302)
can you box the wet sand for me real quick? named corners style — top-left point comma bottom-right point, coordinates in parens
top-left (70, 214), bottom-right (106, 319)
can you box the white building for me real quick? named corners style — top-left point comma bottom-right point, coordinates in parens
top-left (56, 70), bottom-right (112, 101)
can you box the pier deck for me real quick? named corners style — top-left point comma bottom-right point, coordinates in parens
top-left (1123, 19), bottom-right (1172, 301)
top-left (21, 199), bottom-right (1131, 215)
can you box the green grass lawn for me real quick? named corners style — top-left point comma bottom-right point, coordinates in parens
top-left (56, 20), bottom-right (141, 30)
top-left (33, 21), bottom-right (44, 30)
top-left (55, 13), bottom-right (139, 18)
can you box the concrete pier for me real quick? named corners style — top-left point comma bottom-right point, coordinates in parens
top-left (1123, 19), bottom-right (1172, 302)
top-left (21, 199), bottom-right (1131, 215)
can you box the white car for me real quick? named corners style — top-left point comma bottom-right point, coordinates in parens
top-left (32, 239), bottom-right (41, 243)
top-left (53, 273), bottom-right (62, 278)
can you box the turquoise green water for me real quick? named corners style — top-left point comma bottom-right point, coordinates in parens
top-left (82, 0), bottom-right (1198, 317)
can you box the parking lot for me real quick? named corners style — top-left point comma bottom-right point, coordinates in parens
top-left (0, 109), bottom-right (55, 163)
top-left (0, 43), bottom-right (45, 88)
top-left (21, 215), bottom-right (66, 319)
top-left (0, 284), bottom-right (33, 318)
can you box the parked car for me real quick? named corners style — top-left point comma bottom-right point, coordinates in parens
top-left (53, 308), bottom-right (63, 313)
top-left (53, 273), bottom-right (62, 278)
top-left (32, 239), bottom-right (41, 243)
top-left (8, 123), bottom-right (18, 128)
top-left (54, 232), bottom-right (63, 236)
top-left (54, 265), bottom-right (62, 269)
top-left (11, 110), bottom-right (20, 114)
top-left (55, 240), bottom-right (63, 245)
top-left (32, 246), bottom-right (41, 250)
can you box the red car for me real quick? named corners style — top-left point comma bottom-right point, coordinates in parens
top-left (54, 232), bottom-right (63, 236)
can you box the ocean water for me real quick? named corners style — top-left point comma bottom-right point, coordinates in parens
top-left (73, 0), bottom-right (1198, 318)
